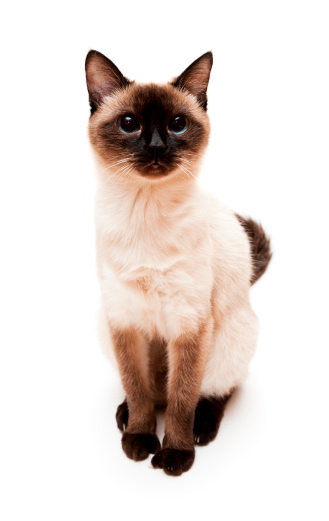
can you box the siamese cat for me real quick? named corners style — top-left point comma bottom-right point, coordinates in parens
top-left (85, 50), bottom-right (271, 476)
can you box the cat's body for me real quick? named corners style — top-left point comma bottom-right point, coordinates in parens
top-left (97, 184), bottom-right (258, 399)
top-left (86, 50), bottom-right (271, 475)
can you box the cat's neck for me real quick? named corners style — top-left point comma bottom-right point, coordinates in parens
top-left (97, 166), bottom-right (206, 233)
top-left (96, 169), bottom-right (200, 228)
top-left (95, 166), bottom-right (209, 269)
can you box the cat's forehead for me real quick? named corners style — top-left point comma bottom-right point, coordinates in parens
top-left (130, 84), bottom-right (188, 115)
top-left (99, 82), bottom-right (208, 123)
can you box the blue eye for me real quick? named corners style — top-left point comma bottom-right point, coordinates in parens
top-left (118, 115), bottom-right (140, 133)
top-left (169, 115), bottom-right (189, 134)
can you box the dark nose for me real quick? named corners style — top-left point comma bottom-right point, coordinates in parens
top-left (147, 128), bottom-right (167, 154)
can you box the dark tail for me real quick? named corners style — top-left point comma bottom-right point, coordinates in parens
top-left (236, 214), bottom-right (272, 285)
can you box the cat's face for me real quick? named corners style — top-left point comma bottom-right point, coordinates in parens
top-left (86, 51), bottom-right (212, 182)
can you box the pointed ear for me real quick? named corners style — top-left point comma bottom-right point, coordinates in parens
top-left (85, 50), bottom-right (131, 114)
top-left (172, 52), bottom-right (213, 110)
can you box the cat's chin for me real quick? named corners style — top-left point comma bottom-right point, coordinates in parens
top-left (136, 164), bottom-right (172, 179)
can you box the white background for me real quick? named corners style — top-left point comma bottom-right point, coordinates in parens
top-left (1, 1), bottom-right (328, 519)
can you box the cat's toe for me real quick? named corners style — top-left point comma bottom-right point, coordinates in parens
top-left (122, 432), bottom-right (160, 461)
top-left (151, 448), bottom-right (195, 476)
top-left (193, 429), bottom-right (217, 445)
top-left (193, 414), bottom-right (217, 445)
top-left (193, 397), bottom-right (225, 445)
top-left (116, 400), bottom-right (129, 431)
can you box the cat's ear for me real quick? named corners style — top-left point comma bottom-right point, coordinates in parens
top-left (172, 52), bottom-right (213, 110)
top-left (85, 50), bottom-right (131, 114)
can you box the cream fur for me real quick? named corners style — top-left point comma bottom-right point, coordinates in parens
top-left (95, 154), bottom-right (258, 399)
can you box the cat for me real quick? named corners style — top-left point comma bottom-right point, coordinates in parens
top-left (85, 50), bottom-right (271, 476)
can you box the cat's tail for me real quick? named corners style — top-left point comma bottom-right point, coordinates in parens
top-left (236, 214), bottom-right (272, 285)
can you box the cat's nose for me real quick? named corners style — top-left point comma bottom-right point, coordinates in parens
top-left (147, 128), bottom-right (167, 154)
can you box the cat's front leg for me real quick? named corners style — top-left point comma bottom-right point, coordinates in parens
top-left (151, 320), bottom-right (212, 476)
top-left (110, 325), bottom-right (160, 461)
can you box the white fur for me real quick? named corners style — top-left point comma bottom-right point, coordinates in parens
top-left (95, 163), bottom-right (258, 398)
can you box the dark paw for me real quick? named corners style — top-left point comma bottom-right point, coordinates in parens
top-left (151, 448), bottom-right (195, 476)
top-left (116, 400), bottom-right (129, 431)
top-left (122, 432), bottom-right (161, 461)
top-left (193, 396), bottom-right (230, 445)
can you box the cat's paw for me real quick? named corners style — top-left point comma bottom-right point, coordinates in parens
top-left (193, 397), bottom-right (226, 445)
top-left (151, 448), bottom-right (195, 476)
top-left (193, 416), bottom-right (218, 445)
top-left (116, 400), bottom-right (129, 431)
top-left (121, 432), bottom-right (160, 461)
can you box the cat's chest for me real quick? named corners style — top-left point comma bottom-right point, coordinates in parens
top-left (100, 254), bottom-right (213, 339)
top-left (97, 192), bottom-right (213, 336)
top-left (121, 266), bottom-right (171, 296)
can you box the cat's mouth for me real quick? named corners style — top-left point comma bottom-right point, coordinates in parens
top-left (136, 160), bottom-right (171, 177)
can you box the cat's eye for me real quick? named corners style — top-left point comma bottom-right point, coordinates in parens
top-left (168, 115), bottom-right (189, 134)
top-left (118, 115), bottom-right (140, 134)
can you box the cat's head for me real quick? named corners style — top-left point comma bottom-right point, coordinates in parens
top-left (85, 50), bottom-right (212, 183)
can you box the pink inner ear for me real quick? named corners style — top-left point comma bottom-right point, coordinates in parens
top-left (89, 68), bottom-right (117, 98)
top-left (85, 51), bottom-right (130, 109)
top-left (87, 62), bottom-right (120, 100)
top-left (172, 52), bottom-right (213, 109)
top-left (183, 69), bottom-right (209, 96)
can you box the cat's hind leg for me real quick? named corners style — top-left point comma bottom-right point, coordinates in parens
top-left (116, 399), bottom-right (129, 431)
top-left (193, 393), bottom-right (233, 445)
top-left (196, 303), bottom-right (258, 445)
top-left (117, 393), bottom-right (232, 445)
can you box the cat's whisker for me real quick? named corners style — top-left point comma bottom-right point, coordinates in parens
top-left (116, 162), bottom-right (136, 181)
top-left (116, 164), bottom-right (132, 179)
top-left (113, 165), bottom-right (131, 182)
top-left (178, 155), bottom-right (196, 165)
top-left (174, 162), bottom-right (184, 173)
top-left (182, 163), bottom-right (197, 179)
top-left (181, 167), bottom-right (193, 180)
top-left (174, 162), bottom-right (190, 180)
top-left (176, 161), bottom-right (197, 180)
top-left (180, 157), bottom-right (197, 169)
top-left (101, 158), bottom-right (132, 173)
top-left (102, 161), bottom-right (127, 172)
top-left (180, 157), bottom-right (193, 164)
top-left (120, 164), bottom-right (134, 177)
top-left (116, 161), bottom-right (134, 174)
top-left (110, 158), bottom-right (129, 166)
top-left (127, 163), bottom-right (138, 176)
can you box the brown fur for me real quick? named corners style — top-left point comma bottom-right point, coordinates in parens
top-left (88, 82), bottom-right (210, 181)
top-left (85, 50), bottom-right (131, 114)
top-left (163, 319), bottom-right (213, 451)
top-left (172, 52), bottom-right (213, 110)
top-left (111, 326), bottom-right (162, 461)
top-left (116, 391), bottom-right (235, 447)
top-left (110, 326), bottom-right (155, 433)
top-left (86, 50), bottom-right (265, 475)
top-left (194, 393), bottom-right (233, 445)
top-left (150, 320), bottom-right (213, 475)
top-left (148, 336), bottom-right (168, 406)
top-left (236, 214), bottom-right (272, 285)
